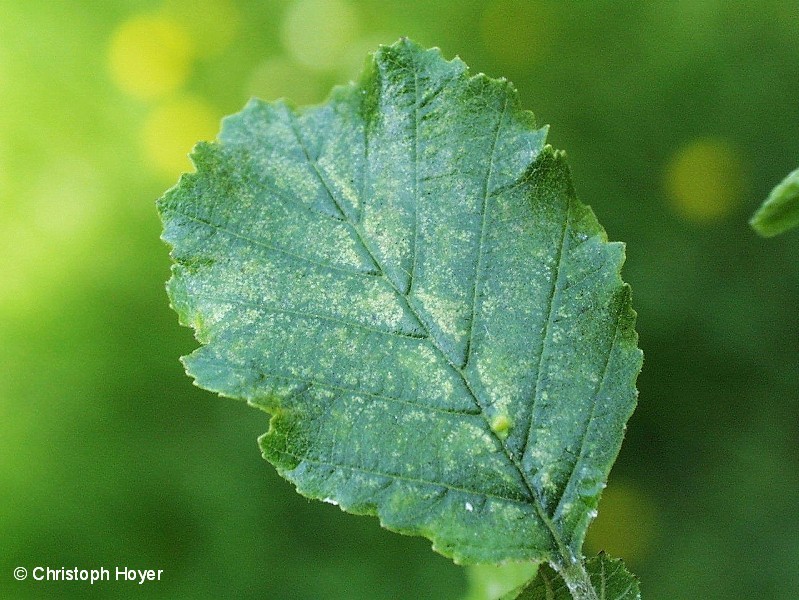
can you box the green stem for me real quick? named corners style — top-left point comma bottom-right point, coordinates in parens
top-left (552, 559), bottom-right (600, 600)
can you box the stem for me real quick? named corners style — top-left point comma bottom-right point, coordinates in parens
top-left (552, 558), bottom-right (600, 600)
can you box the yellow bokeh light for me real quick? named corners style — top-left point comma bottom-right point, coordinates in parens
top-left (245, 57), bottom-right (324, 106)
top-left (29, 159), bottom-right (104, 240)
top-left (0, 159), bottom-right (106, 317)
top-left (584, 480), bottom-right (658, 563)
top-left (281, 0), bottom-right (360, 73)
top-left (109, 14), bottom-right (194, 100)
top-left (162, 0), bottom-right (239, 57)
top-left (141, 96), bottom-right (219, 177)
top-left (666, 137), bottom-right (746, 223)
top-left (480, 0), bottom-right (556, 69)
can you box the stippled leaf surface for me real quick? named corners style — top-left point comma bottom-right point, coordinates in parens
top-left (750, 166), bottom-right (799, 237)
top-left (158, 39), bottom-right (642, 567)
top-left (505, 554), bottom-right (640, 600)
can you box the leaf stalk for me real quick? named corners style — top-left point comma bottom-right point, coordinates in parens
top-left (553, 559), bottom-right (600, 600)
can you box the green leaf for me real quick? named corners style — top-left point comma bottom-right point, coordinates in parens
top-left (158, 38), bottom-right (642, 569)
top-left (750, 166), bottom-right (799, 236)
top-left (505, 554), bottom-right (640, 600)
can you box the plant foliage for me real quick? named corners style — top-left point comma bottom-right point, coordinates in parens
top-left (505, 554), bottom-right (640, 600)
top-left (750, 166), bottom-right (799, 237)
top-left (158, 38), bottom-right (643, 598)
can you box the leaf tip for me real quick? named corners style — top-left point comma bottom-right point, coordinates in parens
top-left (749, 210), bottom-right (780, 237)
top-left (749, 165), bottom-right (799, 237)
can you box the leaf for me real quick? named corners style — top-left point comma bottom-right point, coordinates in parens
top-left (504, 554), bottom-right (640, 600)
top-left (158, 38), bottom-right (642, 567)
top-left (750, 166), bottom-right (799, 237)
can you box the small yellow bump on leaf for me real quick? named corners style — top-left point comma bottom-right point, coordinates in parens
top-left (280, 0), bottom-right (360, 73)
top-left (141, 96), bottom-right (219, 177)
top-left (108, 14), bottom-right (194, 100)
top-left (665, 137), bottom-right (746, 223)
top-left (490, 414), bottom-right (512, 440)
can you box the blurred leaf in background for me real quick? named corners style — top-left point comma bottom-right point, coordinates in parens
top-left (2, 1), bottom-right (799, 599)
top-left (750, 166), bottom-right (799, 237)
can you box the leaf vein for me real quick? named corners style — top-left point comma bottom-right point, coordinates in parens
top-left (193, 296), bottom-right (427, 341)
top-left (520, 197), bottom-right (572, 463)
top-left (408, 67), bottom-right (420, 294)
top-left (284, 110), bottom-right (356, 223)
top-left (540, 567), bottom-right (557, 599)
top-left (243, 370), bottom-right (481, 416)
top-left (552, 302), bottom-right (622, 520)
top-left (600, 556), bottom-right (607, 598)
top-left (618, 581), bottom-right (635, 598)
top-left (464, 94), bottom-right (508, 368)
top-left (170, 209), bottom-right (378, 278)
top-left (285, 451), bottom-right (535, 506)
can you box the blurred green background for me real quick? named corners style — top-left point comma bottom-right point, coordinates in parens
top-left (2, 1), bottom-right (798, 598)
